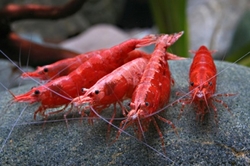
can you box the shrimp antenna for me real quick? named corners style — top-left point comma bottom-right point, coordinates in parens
top-left (0, 50), bottom-right (72, 101)
top-left (0, 81), bottom-right (16, 99)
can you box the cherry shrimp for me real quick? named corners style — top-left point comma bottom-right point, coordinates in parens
top-left (114, 32), bottom-right (184, 153)
top-left (177, 46), bottom-right (236, 123)
top-left (72, 57), bottom-right (149, 125)
top-left (0, 32), bottom-right (184, 164)
top-left (71, 51), bottom-right (184, 124)
top-left (21, 49), bottom-right (105, 81)
top-left (21, 48), bottom-right (182, 82)
top-left (1, 35), bottom-right (159, 120)
top-left (0, 32), bottom-right (183, 164)
top-left (1, 48), bottom-right (250, 165)
top-left (1, 38), bottom-right (250, 165)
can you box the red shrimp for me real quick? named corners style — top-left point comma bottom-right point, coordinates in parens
top-left (71, 51), bottom-right (185, 123)
top-left (21, 48), bottom-right (183, 81)
top-left (178, 45), bottom-right (236, 123)
top-left (72, 56), bottom-right (150, 125)
top-left (21, 49), bottom-right (105, 80)
top-left (10, 35), bottom-right (159, 120)
top-left (115, 32), bottom-right (184, 152)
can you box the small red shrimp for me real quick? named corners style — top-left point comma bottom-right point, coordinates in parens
top-left (9, 35), bottom-right (159, 120)
top-left (21, 48), bottom-right (183, 82)
top-left (178, 45), bottom-right (236, 123)
top-left (71, 51), bottom-right (185, 123)
top-left (72, 56), bottom-right (150, 125)
top-left (116, 32), bottom-right (184, 152)
top-left (21, 49), bottom-right (105, 80)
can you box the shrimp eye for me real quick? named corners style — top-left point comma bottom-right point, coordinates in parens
top-left (128, 103), bottom-right (130, 106)
top-left (94, 90), bottom-right (99, 94)
top-left (43, 67), bottom-right (48, 73)
top-left (145, 102), bottom-right (149, 106)
top-left (34, 90), bottom-right (40, 95)
top-left (209, 81), bottom-right (212, 86)
top-left (190, 82), bottom-right (194, 86)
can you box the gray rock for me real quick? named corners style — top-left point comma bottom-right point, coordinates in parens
top-left (0, 59), bottom-right (249, 165)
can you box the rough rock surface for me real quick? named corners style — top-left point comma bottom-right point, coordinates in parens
top-left (0, 59), bottom-right (249, 165)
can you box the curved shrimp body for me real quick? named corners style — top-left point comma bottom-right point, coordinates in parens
top-left (21, 49), bottom-right (183, 81)
top-left (21, 50), bottom-right (104, 80)
top-left (72, 57), bottom-right (149, 123)
top-left (117, 32), bottom-right (183, 149)
top-left (21, 35), bottom-right (157, 81)
top-left (13, 36), bottom-right (158, 119)
top-left (60, 35), bottom-right (158, 89)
